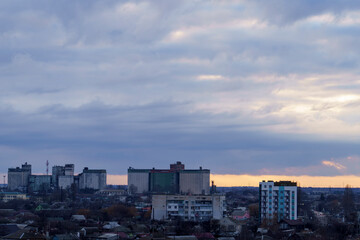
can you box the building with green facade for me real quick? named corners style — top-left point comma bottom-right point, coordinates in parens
top-left (128, 162), bottom-right (210, 195)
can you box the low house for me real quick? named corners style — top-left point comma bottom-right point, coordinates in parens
top-left (103, 222), bottom-right (120, 230)
top-left (0, 193), bottom-right (28, 202)
top-left (217, 238), bottom-right (235, 240)
top-left (255, 235), bottom-right (273, 240)
top-left (219, 217), bottom-right (242, 233)
top-left (117, 232), bottom-right (128, 240)
top-left (52, 234), bottom-right (80, 240)
top-left (2, 229), bottom-right (46, 240)
top-left (165, 236), bottom-right (197, 240)
top-left (97, 233), bottom-right (118, 240)
top-left (113, 226), bottom-right (131, 233)
top-left (0, 224), bottom-right (20, 237)
top-left (194, 233), bottom-right (214, 240)
top-left (80, 227), bottom-right (100, 237)
top-left (71, 215), bottom-right (86, 222)
top-left (279, 219), bottom-right (305, 231)
top-left (231, 208), bottom-right (249, 221)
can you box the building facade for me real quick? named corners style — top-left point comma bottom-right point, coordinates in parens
top-left (152, 194), bottom-right (226, 221)
top-left (127, 169), bottom-right (150, 194)
top-left (179, 169), bottom-right (210, 195)
top-left (28, 175), bottom-right (52, 192)
top-left (128, 162), bottom-right (210, 195)
top-left (52, 165), bottom-right (65, 187)
top-left (64, 164), bottom-right (75, 176)
top-left (0, 192), bottom-right (28, 202)
top-left (79, 168), bottom-right (107, 190)
top-left (52, 164), bottom-right (75, 188)
top-left (259, 181), bottom-right (297, 223)
top-left (58, 175), bottom-right (74, 189)
top-left (7, 163), bottom-right (32, 192)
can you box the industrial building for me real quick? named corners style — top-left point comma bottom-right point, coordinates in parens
top-left (7, 163), bottom-right (32, 191)
top-left (8, 163), bottom-right (106, 192)
top-left (28, 175), bottom-right (52, 192)
top-left (152, 194), bottom-right (226, 221)
top-left (128, 162), bottom-right (210, 194)
top-left (79, 168), bottom-right (107, 190)
top-left (52, 164), bottom-right (75, 189)
top-left (58, 175), bottom-right (75, 189)
top-left (259, 180), bottom-right (298, 223)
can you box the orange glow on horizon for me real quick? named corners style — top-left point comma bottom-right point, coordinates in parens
top-left (209, 174), bottom-right (360, 187)
top-left (108, 174), bottom-right (360, 187)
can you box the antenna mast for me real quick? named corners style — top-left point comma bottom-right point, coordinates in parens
top-left (46, 160), bottom-right (49, 175)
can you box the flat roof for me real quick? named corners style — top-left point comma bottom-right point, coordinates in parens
top-left (83, 169), bottom-right (106, 173)
top-left (262, 180), bottom-right (297, 186)
top-left (128, 168), bottom-right (210, 173)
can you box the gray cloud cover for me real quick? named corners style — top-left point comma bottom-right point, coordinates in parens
top-left (1, 0), bottom-right (360, 177)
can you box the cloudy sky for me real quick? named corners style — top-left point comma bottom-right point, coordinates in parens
top-left (2, 0), bottom-right (360, 185)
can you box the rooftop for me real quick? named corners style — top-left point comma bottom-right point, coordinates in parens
top-left (83, 168), bottom-right (106, 173)
top-left (262, 180), bottom-right (297, 186)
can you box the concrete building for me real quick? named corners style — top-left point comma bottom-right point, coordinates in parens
top-left (128, 162), bottom-right (210, 194)
top-left (64, 164), bottom-right (74, 176)
top-left (52, 164), bottom-right (75, 188)
top-left (28, 175), bottom-right (52, 192)
top-left (79, 168), bottom-right (106, 190)
top-left (58, 175), bottom-right (74, 189)
top-left (179, 169), bottom-right (210, 195)
top-left (128, 169), bottom-right (150, 194)
top-left (8, 162), bottom-right (106, 192)
top-left (259, 180), bottom-right (298, 223)
top-left (52, 165), bottom-right (65, 187)
top-left (152, 194), bottom-right (226, 221)
top-left (0, 192), bottom-right (28, 202)
top-left (7, 163), bottom-right (32, 192)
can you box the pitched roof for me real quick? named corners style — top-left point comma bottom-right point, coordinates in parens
top-left (0, 225), bottom-right (20, 237)
top-left (281, 219), bottom-right (304, 226)
top-left (2, 229), bottom-right (46, 240)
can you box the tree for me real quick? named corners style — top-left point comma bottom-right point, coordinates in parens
top-left (248, 203), bottom-right (259, 218)
top-left (342, 185), bottom-right (355, 222)
top-left (105, 204), bottom-right (137, 220)
top-left (70, 183), bottom-right (77, 201)
top-left (128, 184), bottom-right (138, 194)
top-left (77, 209), bottom-right (91, 218)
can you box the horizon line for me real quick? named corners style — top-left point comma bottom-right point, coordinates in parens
top-left (107, 174), bottom-right (360, 188)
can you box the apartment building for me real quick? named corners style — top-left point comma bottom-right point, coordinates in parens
top-left (152, 194), bottom-right (226, 221)
top-left (259, 180), bottom-right (297, 223)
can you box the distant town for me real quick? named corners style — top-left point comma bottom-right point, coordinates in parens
top-left (0, 161), bottom-right (359, 240)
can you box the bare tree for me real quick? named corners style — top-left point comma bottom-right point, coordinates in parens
top-left (342, 184), bottom-right (355, 222)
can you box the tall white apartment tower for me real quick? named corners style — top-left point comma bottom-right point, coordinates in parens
top-left (259, 180), bottom-right (297, 223)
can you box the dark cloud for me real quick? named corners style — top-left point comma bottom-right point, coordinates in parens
top-left (247, 0), bottom-right (360, 25)
top-left (0, 100), bottom-right (360, 176)
top-left (0, 1), bottom-right (360, 178)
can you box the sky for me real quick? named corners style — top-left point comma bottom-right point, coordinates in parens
top-left (2, 0), bottom-right (360, 186)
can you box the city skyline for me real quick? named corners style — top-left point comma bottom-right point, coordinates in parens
top-left (2, 1), bottom-right (360, 187)
top-left (4, 161), bottom-right (360, 188)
